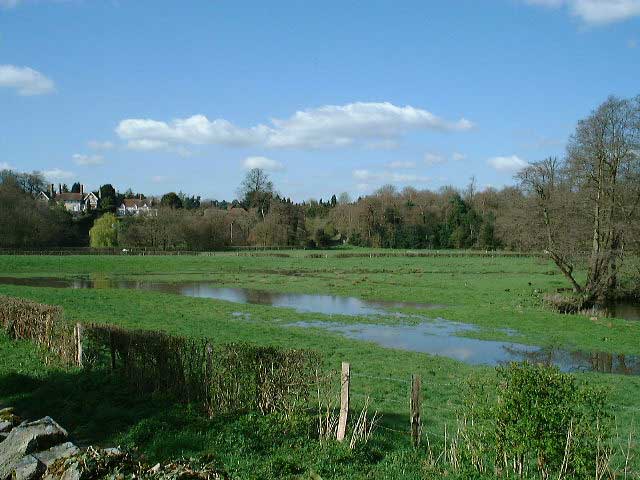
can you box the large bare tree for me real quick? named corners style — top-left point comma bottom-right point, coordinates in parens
top-left (519, 95), bottom-right (640, 302)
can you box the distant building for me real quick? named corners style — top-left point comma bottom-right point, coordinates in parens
top-left (37, 184), bottom-right (98, 214)
top-left (117, 197), bottom-right (157, 217)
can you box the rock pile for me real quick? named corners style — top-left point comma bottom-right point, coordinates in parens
top-left (0, 409), bottom-right (78, 480)
top-left (0, 408), bottom-right (227, 480)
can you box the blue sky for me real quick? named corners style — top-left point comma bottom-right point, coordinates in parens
top-left (1, 0), bottom-right (639, 201)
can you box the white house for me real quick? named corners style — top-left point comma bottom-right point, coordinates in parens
top-left (37, 184), bottom-right (98, 214)
top-left (117, 198), bottom-right (157, 217)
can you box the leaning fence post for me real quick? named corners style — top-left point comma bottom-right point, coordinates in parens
top-left (337, 361), bottom-right (350, 442)
top-left (75, 323), bottom-right (84, 368)
top-left (410, 374), bottom-right (422, 447)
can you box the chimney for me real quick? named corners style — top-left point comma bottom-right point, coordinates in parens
top-left (49, 184), bottom-right (54, 198)
top-left (58, 183), bottom-right (62, 194)
top-left (80, 184), bottom-right (84, 195)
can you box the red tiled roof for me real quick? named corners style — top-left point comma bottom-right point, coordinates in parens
top-left (55, 193), bottom-right (84, 202)
top-left (123, 198), bottom-right (151, 208)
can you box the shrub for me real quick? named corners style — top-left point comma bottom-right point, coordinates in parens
top-left (458, 363), bottom-right (611, 479)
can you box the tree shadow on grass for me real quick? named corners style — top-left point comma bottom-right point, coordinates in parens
top-left (0, 369), bottom-right (420, 478)
top-left (0, 368), bottom-right (179, 448)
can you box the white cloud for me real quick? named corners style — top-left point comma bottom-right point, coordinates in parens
top-left (386, 160), bottom-right (416, 169)
top-left (452, 152), bottom-right (467, 161)
top-left (487, 155), bottom-right (528, 172)
top-left (116, 102), bottom-right (474, 151)
top-left (242, 156), bottom-right (284, 171)
top-left (125, 139), bottom-right (191, 157)
top-left (353, 169), bottom-right (430, 184)
top-left (73, 153), bottom-right (104, 166)
top-left (43, 168), bottom-right (74, 180)
top-left (523, 0), bottom-right (640, 25)
top-left (87, 140), bottom-right (114, 150)
top-left (0, 65), bottom-right (54, 96)
top-left (424, 152), bottom-right (446, 166)
top-left (151, 175), bottom-right (168, 183)
top-left (0, 162), bottom-right (13, 170)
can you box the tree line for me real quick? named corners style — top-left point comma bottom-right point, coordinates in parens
top-left (1, 95), bottom-right (638, 301)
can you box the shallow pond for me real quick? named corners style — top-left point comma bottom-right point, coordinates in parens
top-left (0, 276), bottom-right (445, 317)
top-left (291, 320), bottom-right (640, 375)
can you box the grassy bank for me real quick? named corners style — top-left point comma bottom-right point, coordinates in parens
top-left (1, 252), bottom-right (639, 478)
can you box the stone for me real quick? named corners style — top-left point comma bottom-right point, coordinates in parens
top-left (34, 443), bottom-right (79, 468)
top-left (12, 455), bottom-right (45, 480)
top-left (59, 464), bottom-right (82, 480)
top-left (0, 421), bottom-right (12, 433)
top-left (102, 448), bottom-right (123, 457)
top-left (0, 417), bottom-right (68, 480)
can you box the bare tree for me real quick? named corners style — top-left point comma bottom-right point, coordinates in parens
top-left (519, 96), bottom-right (640, 302)
top-left (567, 95), bottom-right (640, 300)
top-left (518, 158), bottom-right (583, 293)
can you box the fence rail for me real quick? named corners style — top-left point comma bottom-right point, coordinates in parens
top-left (0, 246), bottom-right (546, 258)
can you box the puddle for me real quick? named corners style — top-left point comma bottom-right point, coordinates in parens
top-left (0, 276), bottom-right (445, 317)
top-left (604, 301), bottom-right (640, 321)
top-left (290, 320), bottom-right (640, 375)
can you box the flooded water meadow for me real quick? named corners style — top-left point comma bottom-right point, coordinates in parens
top-left (1, 275), bottom-right (639, 375)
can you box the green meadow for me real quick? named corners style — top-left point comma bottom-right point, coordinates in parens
top-left (1, 251), bottom-right (639, 479)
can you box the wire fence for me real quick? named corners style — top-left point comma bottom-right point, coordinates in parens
top-left (335, 362), bottom-right (640, 448)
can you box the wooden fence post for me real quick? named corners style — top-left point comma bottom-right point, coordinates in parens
top-left (75, 323), bottom-right (83, 368)
top-left (109, 331), bottom-right (116, 371)
top-left (336, 361), bottom-right (350, 442)
top-left (205, 343), bottom-right (213, 417)
top-left (410, 374), bottom-right (421, 447)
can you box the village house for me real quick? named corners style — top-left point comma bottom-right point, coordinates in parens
top-left (37, 184), bottom-right (99, 214)
top-left (117, 197), bottom-right (157, 217)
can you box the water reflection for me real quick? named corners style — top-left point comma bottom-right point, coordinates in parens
top-left (604, 302), bottom-right (640, 321)
top-left (291, 320), bottom-right (640, 375)
top-left (0, 276), bottom-right (445, 317)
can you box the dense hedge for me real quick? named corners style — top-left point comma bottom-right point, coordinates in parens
top-left (0, 295), bottom-right (76, 365)
top-left (0, 295), bottom-right (319, 417)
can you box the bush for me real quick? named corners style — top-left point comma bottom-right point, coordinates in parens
top-left (458, 363), bottom-right (611, 479)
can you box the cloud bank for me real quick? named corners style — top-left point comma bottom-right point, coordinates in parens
top-left (116, 102), bottom-right (474, 151)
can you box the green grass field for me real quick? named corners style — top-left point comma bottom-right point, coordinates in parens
top-left (1, 251), bottom-right (639, 479)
